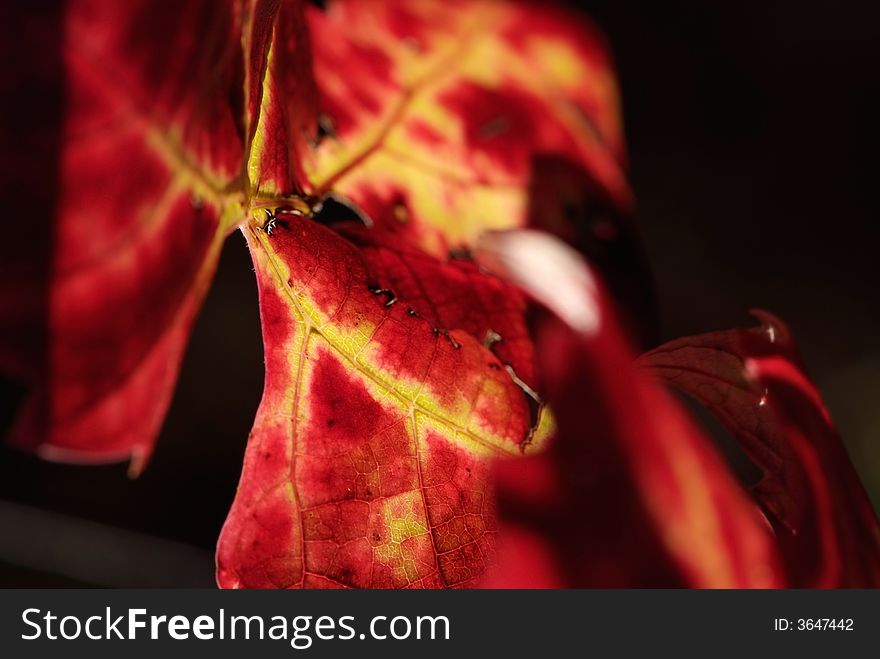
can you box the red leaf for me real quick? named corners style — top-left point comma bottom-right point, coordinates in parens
top-left (1, 1), bottom-right (318, 470)
top-left (476, 231), bottom-right (784, 587)
top-left (216, 215), bottom-right (551, 588)
top-left (2, 0), bottom-right (242, 468)
top-left (336, 222), bottom-right (538, 390)
top-left (638, 311), bottom-right (880, 586)
top-left (302, 0), bottom-right (631, 257)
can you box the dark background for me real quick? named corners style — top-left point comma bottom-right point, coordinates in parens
top-left (1, 1), bottom-right (878, 585)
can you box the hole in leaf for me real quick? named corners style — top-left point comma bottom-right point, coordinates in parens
top-left (503, 364), bottom-right (543, 449)
top-left (311, 193), bottom-right (372, 228)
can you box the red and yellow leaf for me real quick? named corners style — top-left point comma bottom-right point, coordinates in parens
top-left (216, 215), bottom-right (551, 588)
top-left (3, 0), bottom-right (246, 468)
top-left (476, 231), bottom-right (784, 587)
top-left (301, 0), bottom-right (631, 257)
top-left (638, 312), bottom-right (880, 586)
top-left (2, 1), bottom-right (318, 469)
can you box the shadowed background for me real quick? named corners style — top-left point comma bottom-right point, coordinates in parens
top-left (1, 0), bottom-right (877, 585)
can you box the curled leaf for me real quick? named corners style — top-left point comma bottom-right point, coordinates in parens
top-left (638, 312), bottom-right (880, 586)
top-left (243, 0), bottom-right (318, 196)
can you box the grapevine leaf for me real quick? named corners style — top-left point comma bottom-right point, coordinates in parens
top-left (216, 215), bottom-right (551, 588)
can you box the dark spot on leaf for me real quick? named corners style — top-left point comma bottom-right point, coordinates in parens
top-left (314, 113), bottom-right (335, 146)
top-left (439, 329), bottom-right (460, 349)
top-left (368, 286), bottom-right (397, 307)
top-left (478, 115), bottom-right (511, 140)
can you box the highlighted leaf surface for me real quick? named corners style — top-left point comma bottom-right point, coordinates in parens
top-left (217, 217), bottom-right (545, 588)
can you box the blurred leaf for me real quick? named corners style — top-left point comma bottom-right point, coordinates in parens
top-left (2, 0), bottom-right (316, 471)
top-left (477, 230), bottom-right (783, 587)
top-left (303, 0), bottom-right (631, 256)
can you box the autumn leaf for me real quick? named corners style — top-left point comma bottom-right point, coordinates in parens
top-left (7, 0), bottom-right (875, 591)
top-left (216, 215), bottom-right (551, 588)
top-left (215, 0), bottom-right (629, 587)
top-left (637, 312), bottom-right (880, 586)
top-left (2, 0), bottom-right (243, 469)
top-left (475, 230), bottom-right (783, 587)
top-left (301, 0), bottom-right (631, 257)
